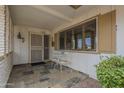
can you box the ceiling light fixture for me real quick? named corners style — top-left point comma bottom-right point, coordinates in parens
top-left (70, 5), bottom-right (82, 9)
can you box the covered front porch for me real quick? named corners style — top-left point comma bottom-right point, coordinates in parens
top-left (1, 5), bottom-right (124, 88)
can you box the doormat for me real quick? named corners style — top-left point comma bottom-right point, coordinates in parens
top-left (31, 62), bottom-right (46, 66)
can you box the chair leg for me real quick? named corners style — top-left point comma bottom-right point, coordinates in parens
top-left (60, 64), bottom-right (63, 72)
top-left (70, 68), bottom-right (73, 73)
top-left (51, 62), bottom-right (54, 69)
top-left (54, 63), bottom-right (56, 70)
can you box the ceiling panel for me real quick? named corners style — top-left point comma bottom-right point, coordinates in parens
top-left (9, 5), bottom-right (98, 31)
top-left (45, 5), bottom-right (75, 18)
top-left (9, 5), bottom-right (66, 30)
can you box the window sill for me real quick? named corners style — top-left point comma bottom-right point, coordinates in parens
top-left (5, 51), bottom-right (13, 57)
top-left (0, 55), bottom-right (5, 61)
top-left (55, 49), bottom-right (99, 54)
top-left (0, 51), bottom-right (13, 61)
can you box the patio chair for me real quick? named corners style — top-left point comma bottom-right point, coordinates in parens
top-left (52, 51), bottom-right (72, 72)
top-left (57, 51), bottom-right (72, 72)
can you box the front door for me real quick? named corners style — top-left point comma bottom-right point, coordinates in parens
top-left (31, 34), bottom-right (42, 63)
top-left (44, 35), bottom-right (49, 60)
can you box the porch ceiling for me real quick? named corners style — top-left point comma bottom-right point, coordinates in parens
top-left (9, 5), bottom-right (98, 31)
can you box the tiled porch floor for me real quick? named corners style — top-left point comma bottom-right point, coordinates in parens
top-left (7, 62), bottom-right (101, 88)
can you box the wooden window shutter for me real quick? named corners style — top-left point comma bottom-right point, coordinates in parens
top-left (54, 33), bottom-right (59, 50)
top-left (98, 11), bottom-right (116, 53)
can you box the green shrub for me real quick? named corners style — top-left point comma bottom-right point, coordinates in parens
top-left (96, 56), bottom-right (124, 88)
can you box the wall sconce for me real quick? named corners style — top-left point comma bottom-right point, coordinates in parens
top-left (52, 37), bottom-right (54, 47)
top-left (17, 32), bottom-right (25, 43)
top-left (52, 41), bottom-right (54, 47)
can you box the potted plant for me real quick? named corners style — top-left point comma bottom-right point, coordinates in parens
top-left (96, 56), bottom-right (124, 88)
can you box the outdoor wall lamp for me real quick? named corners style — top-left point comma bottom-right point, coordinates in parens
top-left (17, 32), bottom-right (25, 43)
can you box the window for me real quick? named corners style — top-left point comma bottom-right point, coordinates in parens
top-left (0, 26), bottom-right (5, 56)
top-left (54, 33), bottom-right (59, 50)
top-left (57, 18), bottom-right (97, 51)
top-left (55, 11), bottom-right (116, 53)
top-left (9, 18), bottom-right (12, 52)
top-left (0, 5), bottom-right (14, 58)
top-left (84, 19), bottom-right (96, 51)
top-left (74, 26), bottom-right (83, 50)
top-left (0, 6), bottom-right (5, 57)
top-left (5, 6), bottom-right (9, 54)
top-left (59, 31), bottom-right (65, 49)
top-left (66, 29), bottom-right (72, 50)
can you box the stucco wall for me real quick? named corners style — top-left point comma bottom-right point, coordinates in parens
top-left (116, 6), bottom-right (124, 55)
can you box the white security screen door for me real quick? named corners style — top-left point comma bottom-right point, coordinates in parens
top-left (31, 34), bottom-right (42, 63)
top-left (44, 35), bottom-right (49, 60)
